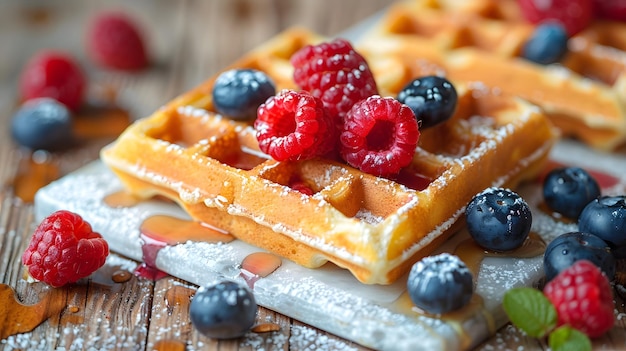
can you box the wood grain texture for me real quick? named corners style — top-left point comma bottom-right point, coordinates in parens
top-left (0, 1), bottom-right (624, 350)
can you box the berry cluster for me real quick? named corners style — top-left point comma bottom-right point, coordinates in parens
top-left (13, 11), bottom-right (148, 151)
top-left (249, 39), bottom-right (458, 177)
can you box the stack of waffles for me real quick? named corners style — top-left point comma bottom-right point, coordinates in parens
top-left (360, 0), bottom-right (626, 151)
top-left (102, 23), bottom-right (559, 283)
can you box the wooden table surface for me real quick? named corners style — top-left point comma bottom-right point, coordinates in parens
top-left (1, 1), bottom-right (625, 350)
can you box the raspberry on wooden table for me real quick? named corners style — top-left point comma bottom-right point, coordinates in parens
top-left (339, 95), bottom-right (419, 176)
top-left (517, 0), bottom-right (593, 35)
top-left (87, 11), bottom-right (149, 71)
top-left (291, 38), bottom-right (378, 124)
top-left (22, 210), bottom-right (109, 288)
top-left (543, 260), bottom-right (615, 338)
top-left (19, 50), bottom-right (86, 112)
top-left (255, 89), bottom-right (337, 161)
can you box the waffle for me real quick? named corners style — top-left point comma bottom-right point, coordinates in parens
top-left (101, 28), bottom-right (557, 284)
top-left (358, 0), bottom-right (626, 151)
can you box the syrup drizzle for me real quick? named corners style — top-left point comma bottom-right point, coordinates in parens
top-left (12, 150), bottom-right (60, 203)
top-left (103, 190), bottom-right (144, 208)
top-left (0, 283), bottom-right (66, 339)
top-left (454, 232), bottom-right (546, 279)
top-left (240, 252), bottom-right (282, 289)
top-left (153, 339), bottom-right (186, 351)
top-left (135, 215), bottom-right (234, 280)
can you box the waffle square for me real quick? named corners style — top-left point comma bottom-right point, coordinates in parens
top-left (101, 28), bottom-right (557, 284)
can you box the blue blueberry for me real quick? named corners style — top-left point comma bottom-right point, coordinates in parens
top-left (543, 167), bottom-right (600, 219)
top-left (11, 98), bottom-right (74, 151)
top-left (465, 187), bottom-right (532, 251)
top-left (189, 280), bottom-right (257, 339)
top-left (396, 76), bottom-right (457, 129)
top-left (543, 232), bottom-right (615, 282)
top-left (522, 23), bottom-right (569, 65)
top-left (579, 195), bottom-right (626, 257)
top-left (212, 69), bottom-right (276, 120)
top-left (407, 253), bottom-right (473, 314)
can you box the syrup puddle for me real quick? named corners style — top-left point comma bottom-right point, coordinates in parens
top-left (103, 190), bottom-right (145, 208)
top-left (12, 150), bottom-right (60, 203)
top-left (0, 283), bottom-right (66, 339)
top-left (240, 252), bottom-right (282, 289)
top-left (135, 215), bottom-right (234, 280)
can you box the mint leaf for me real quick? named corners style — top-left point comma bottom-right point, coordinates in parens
top-left (549, 326), bottom-right (592, 351)
top-left (502, 287), bottom-right (557, 338)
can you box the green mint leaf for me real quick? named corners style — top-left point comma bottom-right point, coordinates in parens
top-left (549, 326), bottom-right (592, 351)
top-left (502, 287), bottom-right (557, 338)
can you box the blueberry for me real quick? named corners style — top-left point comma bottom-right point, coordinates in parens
top-left (407, 253), bottom-right (473, 314)
top-left (521, 23), bottom-right (569, 65)
top-left (11, 98), bottom-right (74, 151)
top-left (543, 232), bottom-right (615, 282)
top-left (579, 196), bottom-right (626, 256)
top-left (543, 167), bottom-right (600, 219)
top-left (465, 187), bottom-right (532, 251)
top-left (396, 76), bottom-right (457, 129)
top-left (212, 69), bottom-right (276, 120)
top-left (189, 280), bottom-right (257, 339)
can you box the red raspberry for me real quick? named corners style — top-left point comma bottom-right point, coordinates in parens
top-left (543, 260), bottom-right (615, 338)
top-left (22, 210), bottom-right (109, 288)
top-left (517, 0), bottom-right (594, 35)
top-left (255, 89), bottom-right (337, 161)
top-left (87, 11), bottom-right (148, 71)
top-left (291, 39), bottom-right (378, 124)
top-left (594, 0), bottom-right (626, 21)
top-left (340, 96), bottom-right (419, 176)
top-left (19, 51), bottom-right (86, 111)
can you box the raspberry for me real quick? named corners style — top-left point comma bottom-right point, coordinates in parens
top-left (19, 50), bottom-right (86, 111)
top-left (291, 39), bottom-right (378, 124)
top-left (340, 96), bottom-right (419, 176)
top-left (517, 0), bottom-right (594, 35)
top-left (543, 260), bottom-right (615, 338)
top-left (87, 11), bottom-right (148, 71)
top-left (255, 89), bottom-right (337, 161)
top-left (22, 210), bottom-right (109, 288)
top-left (594, 0), bottom-right (626, 21)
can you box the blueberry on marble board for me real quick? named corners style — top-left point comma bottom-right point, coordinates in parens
top-left (522, 22), bottom-right (569, 65)
top-left (579, 195), bottom-right (626, 258)
top-left (543, 167), bottom-right (600, 219)
top-left (465, 187), bottom-right (532, 252)
top-left (396, 75), bottom-right (458, 129)
top-left (543, 231), bottom-right (615, 283)
top-left (190, 280), bottom-right (257, 339)
top-left (407, 253), bottom-right (473, 315)
top-left (212, 69), bottom-right (276, 120)
top-left (11, 98), bottom-right (74, 151)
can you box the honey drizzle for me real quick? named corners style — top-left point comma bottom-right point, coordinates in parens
top-left (240, 252), bottom-right (282, 289)
top-left (0, 283), bottom-right (66, 339)
top-left (135, 215), bottom-right (234, 280)
top-left (454, 232), bottom-right (547, 279)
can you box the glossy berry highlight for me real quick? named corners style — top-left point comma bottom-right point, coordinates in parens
top-left (190, 280), bottom-right (257, 339)
top-left (396, 76), bottom-right (458, 129)
top-left (22, 210), bottom-right (109, 288)
top-left (212, 69), bottom-right (276, 120)
top-left (543, 167), bottom-right (600, 219)
top-left (407, 253), bottom-right (473, 314)
top-left (11, 98), bottom-right (74, 151)
top-left (339, 96), bottom-right (419, 176)
top-left (465, 187), bottom-right (532, 252)
top-left (543, 231), bottom-right (615, 283)
top-left (578, 195), bottom-right (626, 255)
top-left (543, 260), bottom-right (614, 338)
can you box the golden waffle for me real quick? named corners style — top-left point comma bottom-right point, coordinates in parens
top-left (359, 0), bottom-right (626, 150)
top-left (101, 28), bottom-right (557, 284)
